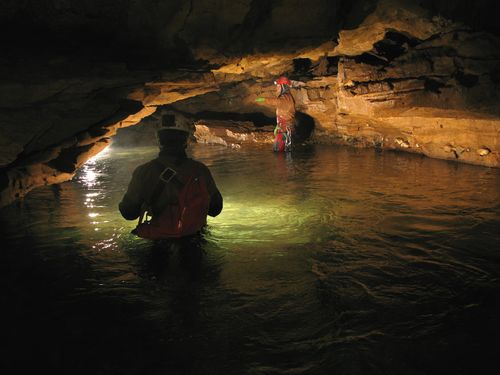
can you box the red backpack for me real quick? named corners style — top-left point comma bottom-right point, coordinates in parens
top-left (134, 164), bottom-right (210, 239)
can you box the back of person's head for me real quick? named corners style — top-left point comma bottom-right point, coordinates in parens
top-left (157, 114), bottom-right (191, 152)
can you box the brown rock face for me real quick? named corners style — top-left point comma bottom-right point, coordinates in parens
top-left (0, 0), bottom-right (499, 207)
top-left (331, 23), bottom-right (500, 167)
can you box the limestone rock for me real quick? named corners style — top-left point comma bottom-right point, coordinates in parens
top-left (1, 0), bottom-right (500, 208)
top-left (194, 121), bottom-right (274, 147)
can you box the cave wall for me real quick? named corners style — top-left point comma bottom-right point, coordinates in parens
top-left (0, 0), bottom-right (499, 207)
top-left (168, 0), bottom-right (500, 167)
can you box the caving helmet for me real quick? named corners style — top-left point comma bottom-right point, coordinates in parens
top-left (158, 113), bottom-right (191, 133)
top-left (156, 113), bottom-right (192, 148)
top-left (274, 76), bottom-right (292, 86)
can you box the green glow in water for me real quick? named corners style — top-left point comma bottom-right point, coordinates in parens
top-left (77, 145), bottom-right (325, 252)
top-left (209, 196), bottom-right (323, 245)
top-left (72, 147), bottom-right (340, 254)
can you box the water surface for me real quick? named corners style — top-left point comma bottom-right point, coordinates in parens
top-left (1, 144), bottom-right (500, 374)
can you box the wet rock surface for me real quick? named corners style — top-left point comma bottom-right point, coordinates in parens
top-left (0, 0), bottom-right (499, 206)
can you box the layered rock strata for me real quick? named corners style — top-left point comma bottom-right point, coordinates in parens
top-left (1, 0), bottom-right (499, 207)
top-left (0, 63), bottom-right (217, 206)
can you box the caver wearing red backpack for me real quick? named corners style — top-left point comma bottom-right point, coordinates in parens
top-left (119, 113), bottom-right (223, 239)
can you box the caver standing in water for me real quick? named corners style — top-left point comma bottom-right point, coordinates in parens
top-left (119, 113), bottom-right (223, 239)
top-left (256, 76), bottom-right (298, 152)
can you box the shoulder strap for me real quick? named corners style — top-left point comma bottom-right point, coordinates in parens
top-left (147, 158), bottom-right (188, 207)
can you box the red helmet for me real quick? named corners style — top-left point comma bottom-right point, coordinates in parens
top-left (274, 76), bottom-right (291, 86)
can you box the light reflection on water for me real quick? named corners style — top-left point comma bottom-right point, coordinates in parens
top-left (1, 143), bottom-right (500, 375)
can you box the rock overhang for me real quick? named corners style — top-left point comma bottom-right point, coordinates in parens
top-left (0, 0), bottom-right (499, 207)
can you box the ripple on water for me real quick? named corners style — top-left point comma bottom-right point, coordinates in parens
top-left (1, 144), bottom-right (500, 374)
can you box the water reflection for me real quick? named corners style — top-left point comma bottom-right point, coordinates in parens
top-left (78, 148), bottom-right (108, 188)
top-left (1, 143), bottom-right (499, 375)
top-left (80, 168), bottom-right (98, 187)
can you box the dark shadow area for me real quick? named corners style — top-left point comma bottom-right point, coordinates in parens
top-left (420, 0), bottom-right (500, 35)
top-left (336, 0), bottom-right (378, 30)
top-left (0, 8), bottom-right (208, 71)
top-left (0, 216), bottom-right (222, 375)
top-left (374, 31), bottom-right (422, 61)
top-left (353, 52), bottom-right (388, 66)
top-left (424, 78), bottom-right (447, 93)
top-left (490, 66), bottom-right (500, 85)
top-left (326, 56), bottom-right (340, 75)
top-left (455, 70), bottom-right (479, 88)
top-left (293, 111), bottom-right (316, 143)
top-left (293, 58), bottom-right (313, 77)
top-left (138, 235), bottom-right (211, 283)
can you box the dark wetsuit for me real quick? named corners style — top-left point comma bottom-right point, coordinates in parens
top-left (119, 152), bottom-right (223, 221)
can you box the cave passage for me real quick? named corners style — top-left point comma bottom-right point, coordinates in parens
top-left (1, 1), bottom-right (500, 373)
top-left (1, 142), bottom-right (499, 374)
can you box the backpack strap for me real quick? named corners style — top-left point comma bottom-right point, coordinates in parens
top-left (149, 159), bottom-right (186, 204)
top-left (137, 159), bottom-right (187, 225)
